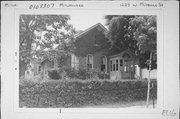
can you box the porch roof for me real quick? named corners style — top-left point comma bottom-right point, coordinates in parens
top-left (109, 49), bottom-right (135, 59)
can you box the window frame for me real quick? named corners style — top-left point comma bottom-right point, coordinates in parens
top-left (86, 54), bottom-right (93, 70)
top-left (71, 54), bottom-right (79, 70)
top-left (101, 55), bottom-right (107, 73)
top-left (116, 59), bottom-right (119, 71)
top-left (120, 59), bottom-right (123, 66)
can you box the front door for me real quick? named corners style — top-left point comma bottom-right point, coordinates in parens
top-left (121, 59), bottom-right (130, 79)
top-left (121, 59), bottom-right (134, 79)
top-left (110, 57), bottom-right (120, 80)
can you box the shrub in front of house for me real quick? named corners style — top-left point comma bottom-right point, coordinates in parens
top-left (58, 67), bottom-right (89, 80)
top-left (63, 67), bottom-right (110, 80)
top-left (48, 70), bottom-right (61, 80)
top-left (77, 68), bottom-right (89, 80)
top-left (48, 67), bottom-right (110, 80)
top-left (62, 66), bottom-right (79, 79)
top-left (98, 73), bottom-right (110, 79)
top-left (19, 80), bottom-right (157, 108)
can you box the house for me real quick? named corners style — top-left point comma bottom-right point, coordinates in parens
top-left (28, 23), bottom-right (156, 80)
top-left (71, 23), bottom-right (141, 80)
top-left (31, 52), bottom-right (71, 77)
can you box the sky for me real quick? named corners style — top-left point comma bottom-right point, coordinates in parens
top-left (68, 13), bottom-right (107, 31)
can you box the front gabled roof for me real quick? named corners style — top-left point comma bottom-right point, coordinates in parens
top-left (74, 23), bottom-right (108, 39)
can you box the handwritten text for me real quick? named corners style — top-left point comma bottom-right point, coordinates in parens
top-left (162, 109), bottom-right (176, 117)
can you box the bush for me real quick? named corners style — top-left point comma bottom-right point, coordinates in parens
top-left (98, 73), bottom-right (110, 79)
top-left (48, 70), bottom-right (61, 80)
top-left (57, 67), bottom-right (89, 80)
top-left (62, 67), bottom-right (79, 78)
top-left (77, 68), bottom-right (89, 79)
top-left (58, 67), bottom-right (110, 80)
top-left (19, 80), bottom-right (157, 108)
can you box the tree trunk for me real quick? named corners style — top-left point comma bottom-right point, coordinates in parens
top-left (19, 29), bottom-right (33, 77)
top-left (146, 52), bottom-right (152, 108)
top-left (26, 31), bottom-right (33, 54)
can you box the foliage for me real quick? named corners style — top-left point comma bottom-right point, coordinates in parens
top-left (46, 67), bottom-right (87, 80)
top-left (19, 80), bottom-right (157, 108)
top-left (76, 68), bottom-right (89, 80)
top-left (129, 16), bottom-right (157, 53)
top-left (98, 73), bottom-right (110, 79)
top-left (46, 66), bottom-right (110, 80)
top-left (48, 70), bottom-right (61, 80)
top-left (127, 16), bottom-right (157, 107)
top-left (64, 67), bottom-right (78, 78)
top-left (19, 15), bottom-right (76, 75)
top-left (139, 53), bottom-right (157, 70)
top-left (104, 15), bottom-right (157, 69)
top-left (105, 16), bottom-right (137, 52)
top-left (58, 67), bottom-right (110, 80)
top-left (58, 67), bottom-right (88, 80)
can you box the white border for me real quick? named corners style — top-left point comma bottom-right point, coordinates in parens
top-left (1, 1), bottom-right (179, 119)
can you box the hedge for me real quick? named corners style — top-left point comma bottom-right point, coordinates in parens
top-left (19, 79), bottom-right (157, 108)
top-left (47, 67), bottom-right (110, 80)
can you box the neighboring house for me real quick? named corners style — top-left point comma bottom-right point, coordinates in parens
top-left (32, 59), bottom-right (57, 76)
top-left (24, 23), bottom-right (157, 80)
top-left (32, 55), bottom-right (71, 76)
top-left (23, 50), bottom-right (71, 79)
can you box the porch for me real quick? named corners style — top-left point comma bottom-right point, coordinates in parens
top-left (109, 50), bottom-right (137, 80)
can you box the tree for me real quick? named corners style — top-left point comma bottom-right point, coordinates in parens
top-left (104, 15), bottom-right (137, 52)
top-left (104, 15), bottom-right (157, 107)
top-left (104, 15), bottom-right (157, 68)
top-left (130, 16), bottom-right (157, 108)
top-left (19, 15), bottom-right (76, 76)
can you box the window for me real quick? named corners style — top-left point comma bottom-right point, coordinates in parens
top-left (113, 62), bottom-right (115, 71)
top-left (124, 60), bottom-right (128, 72)
top-left (86, 54), bottom-right (93, 70)
top-left (101, 56), bottom-right (107, 72)
top-left (38, 66), bottom-right (41, 73)
top-left (71, 54), bottom-right (79, 70)
top-left (116, 59), bottom-right (118, 71)
top-left (120, 59), bottom-right (123, 66)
